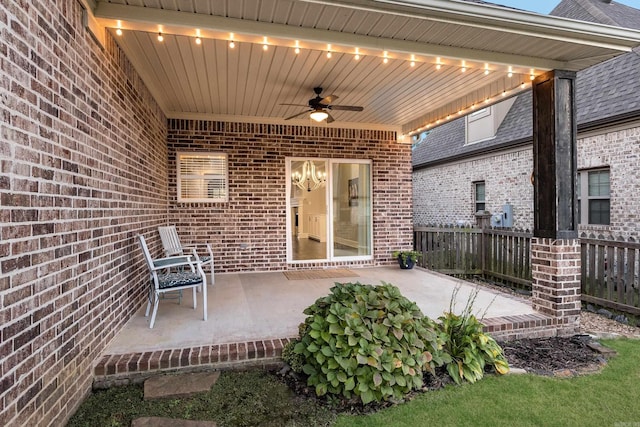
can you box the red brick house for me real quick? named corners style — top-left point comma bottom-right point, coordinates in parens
top-left (1, 0), bottom-right (640, 425)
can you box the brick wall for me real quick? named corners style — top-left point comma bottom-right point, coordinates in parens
top-left (0, 1), bottom-right (167, 426)
top-left (413, 147), bottom-right (534, 229)
top-left (167, 121), bottom-right (412, 272)
top-left (413, 122), bottom-right (640, 237)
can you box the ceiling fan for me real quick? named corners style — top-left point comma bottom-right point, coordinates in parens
top-left (281, 87), bottom-right (364, 123)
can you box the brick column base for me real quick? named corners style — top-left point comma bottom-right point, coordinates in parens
top-left (531, 238), bottom-right (581, 336)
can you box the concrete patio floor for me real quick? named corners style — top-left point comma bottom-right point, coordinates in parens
top-left (95, 267), bottom-right (560, 387)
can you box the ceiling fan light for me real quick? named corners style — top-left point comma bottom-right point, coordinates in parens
top-left (310, 110), bottom-right (328, 122)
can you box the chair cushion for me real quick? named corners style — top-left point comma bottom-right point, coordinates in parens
top-left (199, 256), bottom-right (212, 263)
top-left (157, 271), bottom-right (203, 289)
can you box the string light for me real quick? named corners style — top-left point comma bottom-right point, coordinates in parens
top-left (116, 21), bottom-right (123, 36)
top-left (138, 28), bottom-right (537, 85)
top-left (520, 82), bottom-right (526, 89)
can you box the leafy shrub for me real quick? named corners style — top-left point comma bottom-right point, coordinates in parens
top-left (438, 287), bottom-right (509, 384)
top-left (293, 282), bottom-right (443, 405)
top-left (282, 340), bottom-right (305, 374)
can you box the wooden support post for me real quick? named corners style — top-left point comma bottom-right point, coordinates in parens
top-left (531, 70), bottom-right (581, 335)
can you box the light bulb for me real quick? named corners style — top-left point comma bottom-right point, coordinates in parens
top-left (229, 40), bottom-right (235, 48)
top-left (195, 37), bottom-right (201, 45)
top-left (327, 51), bottom-right (332, 59)
top-left (157, 32), bottom-right (163, 42)
top-left (115, 28), bottom-right (122, 36)
top-left (294, 47), bottom-right (300, 54)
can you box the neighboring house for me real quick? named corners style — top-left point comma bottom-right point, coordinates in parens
top-left (413, 0), bottom-right (640, 239)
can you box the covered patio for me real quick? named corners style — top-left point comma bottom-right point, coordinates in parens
top-left (4, 0), bottom-right (640, 426)
top-left (94, 267), bottom-right (549, 386)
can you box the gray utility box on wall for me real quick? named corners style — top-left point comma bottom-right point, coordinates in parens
top-left (490, 204), bottom-right (514, 228)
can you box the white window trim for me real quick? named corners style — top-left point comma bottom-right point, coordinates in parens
top-left (474, 181), bottom-right (486, 213)
top-left (177, 152), bottom-right (229, 203)
top-left (578, 168), bottom-right (610, 225)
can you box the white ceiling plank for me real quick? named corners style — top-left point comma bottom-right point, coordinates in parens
top-left (96, 0), bottom-right (640, 132)
top-left (95, 3), bottom-right (580, 70)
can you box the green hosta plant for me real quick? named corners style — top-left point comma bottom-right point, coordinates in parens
top-left (438, 287), bottom-right (509, 384)
top-left (293, 282), bottom-right (444, 405)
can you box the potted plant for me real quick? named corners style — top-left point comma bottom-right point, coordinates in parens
top-left (392, 250), bottom-right (422, 269)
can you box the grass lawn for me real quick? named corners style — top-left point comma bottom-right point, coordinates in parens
top-left (335, 339), bottom-right (640, 427)
top-left (68, 339), bottom-right (640, 427)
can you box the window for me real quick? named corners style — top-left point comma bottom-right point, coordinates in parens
top-left (578, 169), bottom-right (610, 225)
top-left (177, 152), bottom-right (228, 202)
top-left (474, 181), bottom-right (486, 213)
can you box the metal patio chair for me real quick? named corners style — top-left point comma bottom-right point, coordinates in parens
top-left (158, 225), bottom-right (215, 286)
top-left (137, 234), bottom-right (208, 328)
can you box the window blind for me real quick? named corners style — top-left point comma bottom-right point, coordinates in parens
top-left (177, 152), bottom-right (228, 202)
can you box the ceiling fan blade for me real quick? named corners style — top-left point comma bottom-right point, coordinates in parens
top-left (326, 112), bottom-right (335, 123)
top-left (285, 110), bottom-right (310, 120)
top-left (321, 95), bottom-right (338, 104)
top-left (280, 103), bottom-right (308, 107)
top-left (329, 105), bottom-right (364, 111)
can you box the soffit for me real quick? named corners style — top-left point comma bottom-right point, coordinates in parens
top-left (91, 0), bottom-right (640, 136)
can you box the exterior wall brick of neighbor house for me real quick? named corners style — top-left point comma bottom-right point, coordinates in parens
top-left (0, 1), bottom-right (167, 426)
top-left (413, 122), bottom-right (640, 238)
top-left (413, 147), bottom-right (534, 229)
top-left (167, 121), bottom-right (412, 272)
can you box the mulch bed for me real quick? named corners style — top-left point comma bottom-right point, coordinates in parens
top-left (499, 335), bottom-right (609, 376)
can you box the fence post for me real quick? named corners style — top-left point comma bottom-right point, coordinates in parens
top-left (475, 212), bottom-right (491, 276)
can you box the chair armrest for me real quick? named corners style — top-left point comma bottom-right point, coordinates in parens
top-left (152, 255), bottom-right (196, 270)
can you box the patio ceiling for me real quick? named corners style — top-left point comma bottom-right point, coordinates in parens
top-left (88, 0), bottom-right (640, 138)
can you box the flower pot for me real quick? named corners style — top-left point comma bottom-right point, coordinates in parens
top-left (398, 257), bottom-right (415, 269)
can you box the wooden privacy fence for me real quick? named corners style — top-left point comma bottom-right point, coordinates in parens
top-left (580, 234), bottom-right (640, 316)
top-left (413, 226), bottom-right (532, 289)
top-left (414, 226), bottom-right (640, 315)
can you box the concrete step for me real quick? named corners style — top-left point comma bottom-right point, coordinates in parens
top-left (144, 371), bottom-right (221, 400)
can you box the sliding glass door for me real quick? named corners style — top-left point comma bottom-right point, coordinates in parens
top-left (331, 161), bottom-right (371, 259)
top-left (287, 158), bottom-right (372, 263)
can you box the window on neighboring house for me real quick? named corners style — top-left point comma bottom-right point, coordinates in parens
top-left (474, 181), bottom-right (486, 213)
top-left (177, 152), bottom-right (228, 203)
top-left (577, 169), bottom-right (610, 225)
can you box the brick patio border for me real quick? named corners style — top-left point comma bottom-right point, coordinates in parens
top-left (93, 313), bottom-right (558, 388)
